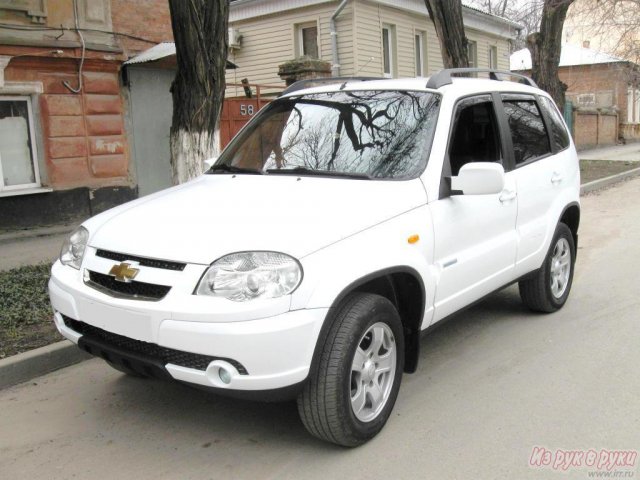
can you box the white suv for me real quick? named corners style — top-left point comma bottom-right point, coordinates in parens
top-left (49, 69), bottom-right (580, 447)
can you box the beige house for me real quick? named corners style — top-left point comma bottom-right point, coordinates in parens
top-left (226, 0), bottom-right (521, 96)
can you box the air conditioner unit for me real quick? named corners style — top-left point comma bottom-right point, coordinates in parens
top-left (229, 28), bottom-right (242, 49)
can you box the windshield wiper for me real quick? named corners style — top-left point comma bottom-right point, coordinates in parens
top-left (208, 164), bottom-right (263, 175)
top-left (266, 166), bottom-right (372, 179)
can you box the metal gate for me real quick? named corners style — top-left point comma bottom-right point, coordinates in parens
top-left (219, 83), bottom-right (284, 149)
top-left (563, 100), bottom-right (574, 136)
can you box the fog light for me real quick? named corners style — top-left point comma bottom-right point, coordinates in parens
top-left (219, 368), bottom-right (232, 384)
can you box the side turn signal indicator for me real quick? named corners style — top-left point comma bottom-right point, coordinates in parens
top-left (407, 234), bottom-right (420, 244)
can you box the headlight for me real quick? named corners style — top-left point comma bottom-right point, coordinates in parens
top-left (196, 252), bottom-right (302, 301)
top-left (59, 226), bottom-right (89, 269)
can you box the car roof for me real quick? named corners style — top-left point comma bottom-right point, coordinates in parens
top-left (280, 76), bottom-right (547, 100)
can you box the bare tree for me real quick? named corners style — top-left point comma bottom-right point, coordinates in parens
top-left (424, 0), bottom-right (470, 68)
top-left (468, 0), bottom-right (573, 107)
top-left (568, 0), bottom-right (640, 64)
top-left (168, 0), bottom-right (228, 185)
top-left (527, 0), bottom-right (575, 108)
top-left (467, 0), bottom-right (545, 51)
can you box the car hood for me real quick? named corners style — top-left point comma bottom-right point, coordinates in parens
top-left (85, 174), bottom-right (427, 264)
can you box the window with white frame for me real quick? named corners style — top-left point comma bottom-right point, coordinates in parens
top-left (467, 40), bottom-right (478, 68)
top-left (415, 31), bottom-right (426, 76)
top-left (488, 45), bottom-right (498, 69)
top-left (297, 22), bottom-right (319, 58)
top-left (382, 24), bottom-right (396, 78)
top-left (0, 96), bottom-right (40, 192)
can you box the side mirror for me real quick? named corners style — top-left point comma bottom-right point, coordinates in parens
top-left (450, 162), bottom-right (505, 195)
top-left (204, 157), bottom-right (217, 170)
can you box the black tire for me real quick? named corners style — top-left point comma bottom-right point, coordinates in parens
top-left (105, 360), bottom-right (148, 378)
top-left (297, 292), bottom-right (404, 447)
top-left (519, 222), bottom-right (576, 313)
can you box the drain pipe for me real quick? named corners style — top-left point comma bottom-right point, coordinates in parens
top-left (330, 0), bottom-right (350, 77)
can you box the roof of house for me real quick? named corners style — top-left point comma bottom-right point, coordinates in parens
top-left (510, 43), bottom-right (624, 70)
top-left (124, 42), bottom-right (238, 69)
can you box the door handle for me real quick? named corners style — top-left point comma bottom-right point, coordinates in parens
top-left (551, 172), bottom-right (563, 185)
top-left (499, 190), bottom-right (517, 203)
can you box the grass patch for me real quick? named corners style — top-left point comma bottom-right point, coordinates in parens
top-left (0, 263), bottom-right (59, 358)
top-left (580, 160), bottom-right (640, 184)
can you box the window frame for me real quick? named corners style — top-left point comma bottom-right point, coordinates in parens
top-left (414, 31), bottom-right (426, 77)
top-left (488, 45), bottom-right (498, 69)
top-left (439, 92), bottom-right (511, 198)
top-left (499, 93), bottom-right (555, 169)
top-left (296, 21), bottom-right (319, 58)
top-left (467, 40), bottom-right (478, 68)
top-left (0, 95), bottom-right (41, 192)
top-left (382, 24), bottom-right (396, 78)
top-left (538, 95), bottom-right (571, 154)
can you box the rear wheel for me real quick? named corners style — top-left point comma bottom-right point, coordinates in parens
top-left (297, 293), bottom-right (404, 447)
top-left (519, 222), bottom-right (575, 313)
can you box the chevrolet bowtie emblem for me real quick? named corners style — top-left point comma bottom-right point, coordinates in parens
top-left (108, 262), bottom-right (140, 283)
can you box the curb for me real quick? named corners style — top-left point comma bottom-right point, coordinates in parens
top-left (580, 167), bottom-right (640, 195)
top-left (0, 340), bottom-right (91, 390)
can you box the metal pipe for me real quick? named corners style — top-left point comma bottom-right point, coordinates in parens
top-left (330, 0), bottom-right (350, 77)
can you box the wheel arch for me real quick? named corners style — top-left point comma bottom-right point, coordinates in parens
top-left (309, 267), bottom-right (426, 376)
top-left (559, 201), bottom-right (580, 250)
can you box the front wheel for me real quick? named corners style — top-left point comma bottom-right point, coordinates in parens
top-left (519, 222), bottom-right (576, 313)
top-left (297, 293), bottom-right (404, 447)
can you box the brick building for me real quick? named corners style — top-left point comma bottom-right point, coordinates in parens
top-left (0, 0), bottom-right (173, 229)
top-left (511, 43), bottom-right (640, 149)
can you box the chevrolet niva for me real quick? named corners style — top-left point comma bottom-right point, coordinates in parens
top-left (50, 69), bottom-right (580, 447)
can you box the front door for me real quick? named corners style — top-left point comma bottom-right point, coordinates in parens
top-left (430, 94), bottom-right (518, 322)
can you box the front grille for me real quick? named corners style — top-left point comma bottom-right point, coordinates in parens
top-left (63, 315), bottom-right (248, 374)
top-left (86, 270), bottom-right (171, 301)
top-left (95, 249), bottom-right (186, 271)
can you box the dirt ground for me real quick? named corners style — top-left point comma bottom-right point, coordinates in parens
top-left (580, 159), bottom-right (639, 184)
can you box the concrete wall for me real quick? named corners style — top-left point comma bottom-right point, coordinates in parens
top-left (561, 63), bottom-right (636, 121)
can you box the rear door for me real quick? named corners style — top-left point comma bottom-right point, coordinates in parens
top-left (501, 94), bottom-right (574, 276)
top-left (430, 94), bottom-right (518, 323)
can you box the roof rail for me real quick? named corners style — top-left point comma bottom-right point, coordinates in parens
top-left (426, 68), bottom-right (539, 89)
top-left (280, 77), bottom-right (385, 96)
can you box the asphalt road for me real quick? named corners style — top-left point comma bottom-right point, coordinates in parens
top-left (2, 178), bottom-right (639, 480)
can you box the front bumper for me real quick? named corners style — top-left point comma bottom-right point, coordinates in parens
top-left (49, 260), bottom-right (328, 393)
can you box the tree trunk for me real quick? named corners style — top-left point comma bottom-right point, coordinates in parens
top-left (527, 0), bottom-right (574, 109)
top-left (168, 0), bottom-right (228, 185)
top-left (424, 0), bottom-right (469, 69)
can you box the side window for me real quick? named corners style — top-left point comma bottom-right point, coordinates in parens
top-left (448, 95), bottom-right (502, 176)
top-left (539, 96), bottom-right (570, 151)
top-left (501, 96), bottom-right (551, 165)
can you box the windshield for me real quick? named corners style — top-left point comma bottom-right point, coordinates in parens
top-left (212, 90), bottom-right (441, 179)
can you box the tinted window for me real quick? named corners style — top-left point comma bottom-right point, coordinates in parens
top-left (449, 95), bottom-right (502, 176)
top-left (216, 91), bottom-right (441, 179)
top-left (502, 97), bottom-right (551, 165)
top-left (540, 96), bottom-right (570, 151)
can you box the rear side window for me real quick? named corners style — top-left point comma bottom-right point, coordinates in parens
top-left (539, 96), bottom-right (571, 151)
top-left (502, 96), bottom-right (551, 165)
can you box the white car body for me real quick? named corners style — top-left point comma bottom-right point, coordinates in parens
top-left (49, 76), bottom-right (580, 397)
